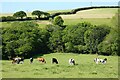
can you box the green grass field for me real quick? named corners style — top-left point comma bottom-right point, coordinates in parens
top-left (1, 53), bottom-right (118, 78)
top-left (60, 8), bottom-right (118, 27)
top-left (60, 8), bottom-right (118, 19)
top-left (63, 18), bottom-right (113, 26)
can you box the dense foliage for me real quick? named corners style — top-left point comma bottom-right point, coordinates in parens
top-left (1, 11), bottom-right (119, 59)
top-left (2, 22), bottom-right (49, 59)
top-left (2, 20), bottom-right (118, 59)
top-left (97, 12), bottom-right (119, 56)
top-left (46, 21), bottom-right (111, 54)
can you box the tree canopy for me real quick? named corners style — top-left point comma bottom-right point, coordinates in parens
top-left (2, 22), bottom-right (49, 59)
top-left (53, 16), bottom-right (64, 26)
top-left (13, 11), bottom-right (27, 19)
top-left (32, 10), bottom-right (44, 19)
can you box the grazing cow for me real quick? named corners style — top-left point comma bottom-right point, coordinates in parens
top-left (69, 58), bottom-right (75, 65)
top-left (12, 57), bottom-right (24, 64)
top-left (37, 57), bottom-right (46, 63)
top-left (94, 58), bottom-right (99, 64)
top-left (52, 58), bottom-right (58, 64)
top-left (30, 57), bottom-right (33, 64)
top-left (99, 58), bottom-right (107, 64)
top-left (94, 58), bottom-right (107, 64)
top-left (12, 58), bottom-right (18, 64)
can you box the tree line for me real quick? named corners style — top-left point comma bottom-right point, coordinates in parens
top-left (1, 14), bottom-right (119, 59)
top-left (0, 10), bottom-right (50, 22)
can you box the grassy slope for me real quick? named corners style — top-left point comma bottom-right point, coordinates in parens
top-left (1, 53), bottom-right (118, 78)
top-left (64, 18), bottom-right (113, 26)
top-left (61, 8), bottom-right (118, 27)
top-left (60, 8), bottom-right (118, 19)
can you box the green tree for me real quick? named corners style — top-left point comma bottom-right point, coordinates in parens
top-left (1, 16), bottom-right (6, 21)
top-left (47, 24), bottom-right (64, 53)
top-left (84, 25), bottom-right (110, 54)
top-left (13, 11), bottom-right (27, 19)
top-left (53, 16), bottom-right (64, 26)
top-left (42, 12), bottom-right (50, 18)
top-left (62, 22), bottom-right (90, 53)
top-left (65, 42), bottom-right (74, 52)
top-left (32, 10), bottom-right (44, 19)
top-left (98, 12), bottom-right (119, 56)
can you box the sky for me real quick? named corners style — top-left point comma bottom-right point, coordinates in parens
top-left (0, 1), bottom-right (119, 13)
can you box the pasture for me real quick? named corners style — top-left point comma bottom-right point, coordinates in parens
top-left (60, 8), bottom-right (118, 27)
top-left (60, 8), bottom-right (118, 19)
top-left (1, 53), bottom-right (118, 78)
top-left (63, 18), bottom-right (113, 26)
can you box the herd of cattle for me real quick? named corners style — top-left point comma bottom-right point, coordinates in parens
top-left (11, 57), bottom-right (107, 65)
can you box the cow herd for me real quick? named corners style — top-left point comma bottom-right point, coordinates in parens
top-left (11, 57), bottom-right (107, 65)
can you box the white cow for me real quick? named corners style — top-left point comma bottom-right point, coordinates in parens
top-left (69, 58), bottom-right (75, 65)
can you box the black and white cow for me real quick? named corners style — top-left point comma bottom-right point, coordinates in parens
top-left (99, 58), bottom-right (107, 64)
top-left (94, 58), bottom-right (107, 64)
top-left (69, 58), bottom-right (75, 65)
top-left (30, 57), bottom-right (33, 64)
top-left (12, 57), bottom-right (24, 64)
top-left (52, 58), bottom-right (58, 64)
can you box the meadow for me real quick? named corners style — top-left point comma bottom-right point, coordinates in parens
top-left (1, 53), bottom-right (118, 78)
top-left (60, 8), bottom-right (118, 27)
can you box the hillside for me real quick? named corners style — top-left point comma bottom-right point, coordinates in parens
top-left (60, 8), bottom-right (118, 19)
top-left (58, 8), bottom-right (118, 26)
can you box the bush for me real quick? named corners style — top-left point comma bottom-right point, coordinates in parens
top-left (1, 16), bottom-right (6, 22)
top-left (53, 16), bottom-right (64, 26)
top-left (6, 16), bottom-right (16, 21)
top-left (0, 16), bottom-right (16, 22)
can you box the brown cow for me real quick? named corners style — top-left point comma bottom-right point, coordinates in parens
top-left (37, 57), bottom-right (46, 63)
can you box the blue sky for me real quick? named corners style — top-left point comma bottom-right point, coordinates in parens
top-left (1, 2), bottom-right (119, 13)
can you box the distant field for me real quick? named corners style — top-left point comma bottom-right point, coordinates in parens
top-left (60, 8), bottom-right (118, 19)
top-left (0, 20), bottom-right (51, 28)
top-left (48, 9), bottom-right (72, 14)
top-left (1, 53), bottom-right (118, 78)
top-left (64, 18), bottom-right (113, 27)
top-left (0, 18), bottom-right (114, 28)
top-left (0, 8), bottom-right (117, 17)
